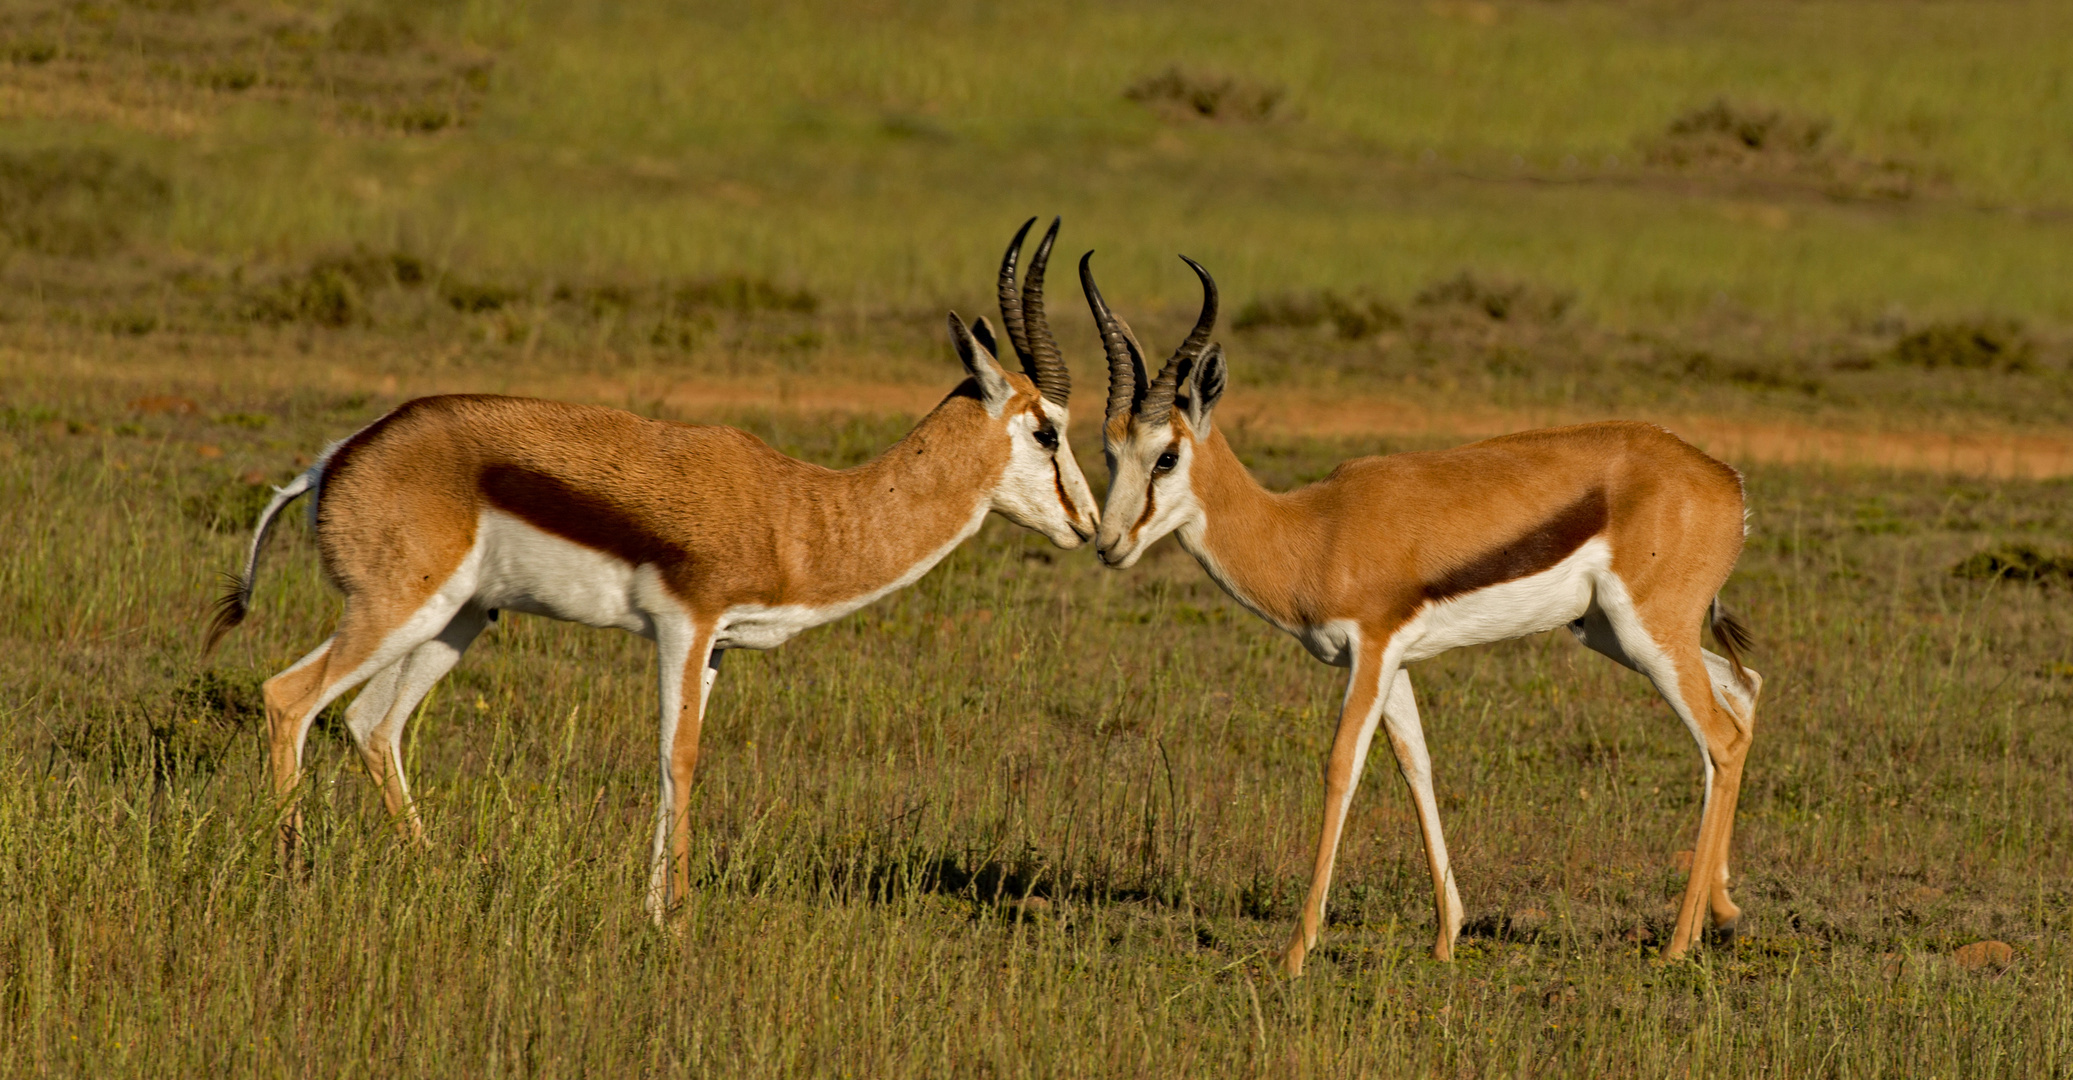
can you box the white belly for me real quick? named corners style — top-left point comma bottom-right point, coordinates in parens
top-left (461, 501), bottom-right (987, 652)
top-left (469, 510), bottom-right (665, 636)
top-left (1398, 537), bottom-right (1610, 663)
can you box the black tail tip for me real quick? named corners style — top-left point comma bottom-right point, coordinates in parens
top-left (202, 577), bottom-right (249, 660)
top-left (1711, 605), bottom-right (1756, 655)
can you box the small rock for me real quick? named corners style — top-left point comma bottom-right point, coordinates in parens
top-left (1952, 940), bottom-right (2014, 971)
top-left (197, 444), bottom-right (224, 459)
top-left (1621, 925), bottom-right (1655, 945)
top-left (1674, 849), bottom-right (1695, 873)
top-left (1507, 907), bottom-right (1549, 934)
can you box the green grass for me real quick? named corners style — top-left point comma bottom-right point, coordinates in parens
top-left (6, 0), bottom-right (2073, 322)
top-left (4, 3), bottom-right (2073, 1074)
top-left (2, 377), bottom-right (2070, 1076)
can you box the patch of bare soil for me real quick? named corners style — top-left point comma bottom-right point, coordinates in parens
top-left (1217, 392), bottom-right (2073, 480)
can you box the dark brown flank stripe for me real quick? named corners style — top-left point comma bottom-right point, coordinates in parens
top-left (1424, 488), bottom-right (1610, 601)
top-left (480, 464), bottom-right (691, 584)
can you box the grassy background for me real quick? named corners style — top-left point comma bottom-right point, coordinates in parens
top-left (2, 386), bottom-right (2071, 1076)
top-left (5, 0), bottom-right (2073, 318)
top-left (4, 1), bottom-right (2073, 1075)
top-left (6, 0), bottom-right (2072, 440)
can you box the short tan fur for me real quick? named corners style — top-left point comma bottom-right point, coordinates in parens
top-left (210, 222), bottom-right (1098, 918)
top-left (1080, 253), bottom-right (1761, 977)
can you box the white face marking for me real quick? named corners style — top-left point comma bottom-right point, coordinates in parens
top-left (1097, 420), bottom-right (1202, 569)
top-left (991, 398), bottom-right (1097, 549)
top-left (1398, 538), bottom-right (1613, 664)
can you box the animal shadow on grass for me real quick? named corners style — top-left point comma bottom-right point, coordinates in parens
top-left (691, 827), bottom-right (1187, 929)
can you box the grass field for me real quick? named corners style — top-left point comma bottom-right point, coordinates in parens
top-left (4, 1), bottom-right (2073, 1076)
top-left (3, 378), bottom-right (2072, 1076)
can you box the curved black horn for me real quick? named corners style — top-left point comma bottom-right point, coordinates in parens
top-left (1081, 251), bottom-right (1148, 423)
top-left (997, 218), bottom-right (1038, 367)
top-left (1138, 255), bottom-right (1220, 427)
top-left (1020, 218), bottom-right (1069, 405)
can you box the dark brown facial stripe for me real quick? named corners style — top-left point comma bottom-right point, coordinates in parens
top-left (1051, 459), bottom-right (1077, 522)
top-left (481, 464), bottom-right (689, 575)
top-left (1131, 483), bottom-right (1158, 536)
top-left (1424, 488), bottom-right (1609, 601)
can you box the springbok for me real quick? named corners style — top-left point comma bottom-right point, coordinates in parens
top-left (206, 219), bottom-right (1098, 917)
top-left (1077, 253), bottom-right (1761, 976)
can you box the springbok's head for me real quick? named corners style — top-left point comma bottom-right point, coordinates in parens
top-left (1079, 252), bottom-right (1226, 569)
top-left (945, 218), bottom-right (1100, 549)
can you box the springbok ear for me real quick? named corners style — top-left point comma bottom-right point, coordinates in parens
top-left (1182, 343), bottom-right (1227, 433)
top-left (971, 316), bottom-right (1001, 362)
top-left (949, 312), bottom-right (1014, 410)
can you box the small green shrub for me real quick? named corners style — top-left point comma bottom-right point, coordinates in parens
top-left (1125, 66), bottom-right (1285, 123)
top-left (0, 148), bottom-right (171, 256)
top-left (1414, 272), bottom-right (1572, 323)
top-left (1653, 100), bottom-right (1831, 163)
top-left (1893, 320), bottom-right (2035, 372)
top-left (1233, 290), bottom-right (1401, 339)
top-left (1951, 544), bottom-right (2073, 584)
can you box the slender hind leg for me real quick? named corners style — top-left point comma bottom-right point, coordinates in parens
top-left (343, 605), bottom-right (492, 846)
top-left (264, 593), bottom-right (470, 864)
top-left (1375, 670), bottom-right (1466, 960)
top-left (1633, 645), bottom-right (1753, 956)
top-left (1575, 595), bottom-right (1759, 955)
top-left (1699, 650), bottom-right (1762, 935)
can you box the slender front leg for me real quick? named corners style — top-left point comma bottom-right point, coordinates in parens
top-left (1376, 670), bottom-right (1465, 960)
top-left (1284, 633), bottom-right (1397, 978)
top-left (647, 625), bottom-right (721, 922)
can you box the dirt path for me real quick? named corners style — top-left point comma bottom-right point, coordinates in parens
top-left (632, 378), bottom-right (2073, 480)
top-left (21, 343), bottom-right (2066, 479)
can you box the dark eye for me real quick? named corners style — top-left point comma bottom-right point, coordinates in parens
top-left (1033, 427), bottom-right (1058, 451)
top-left (1152, 451), bottom-right (1179, 475)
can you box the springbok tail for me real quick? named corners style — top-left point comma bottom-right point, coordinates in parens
top-left (203, 470), bottom-right (316, 658)
top-left (1707, 596), bottom-right (1756, 694)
